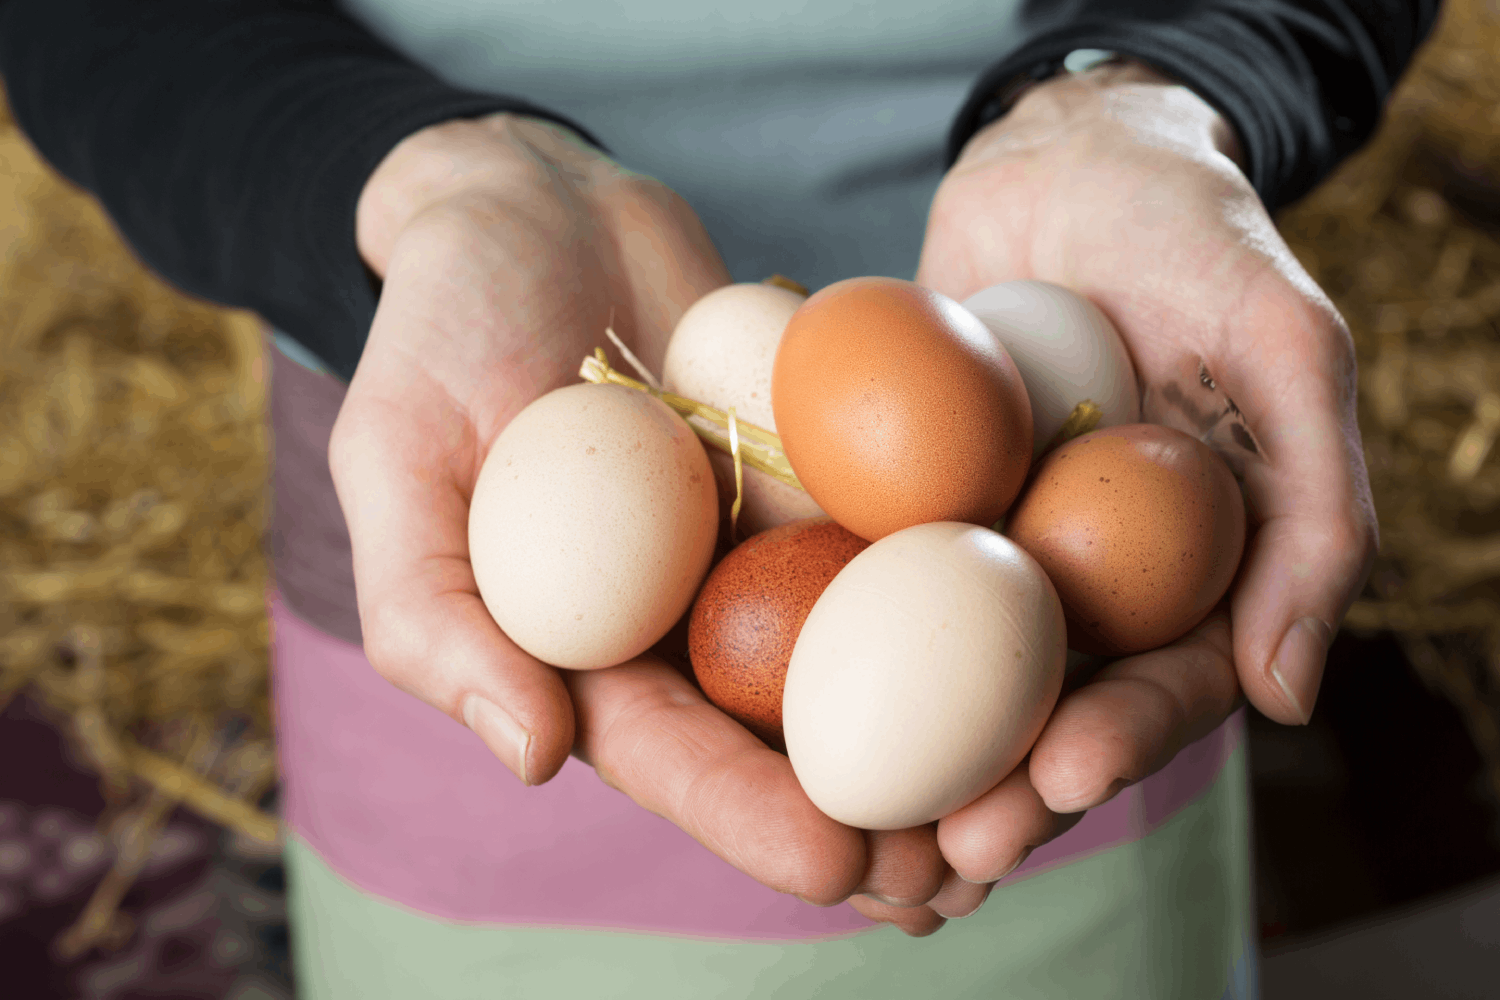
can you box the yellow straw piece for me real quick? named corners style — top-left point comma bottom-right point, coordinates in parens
top-left (603, 322), bottom-right (663, 391)
top-left (728, 407), bottom-right (744, 540)
top-left (1044, 399), bottom-right (1104, 454)
top-left (762, 274), bottom-right (810, 297)
top-left (123, 739), bottom-right (281, 844)
top-left (1448, 391), bottom-right (1500, 483)
top-left (579, 348), bottom-right (807, 491)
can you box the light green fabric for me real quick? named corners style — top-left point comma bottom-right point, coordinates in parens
top-left (285, 743), bottom-right (1253, 1000)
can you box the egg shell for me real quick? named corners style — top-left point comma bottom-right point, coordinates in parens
top-left (772, 277), bottom-right (1033, 542)
top-left (662, 282), bottom-right (826, 537)
top-left (782, 522), bottom-right (1066, 830)
top-left (1004, 424), bottom-right (1246, 656)
top-left (468, 382), bottom-right (719, 669)
top-left (687, 517), bottom-right (869, 747)
top-left (962, 281), bottom-right (1140, 455)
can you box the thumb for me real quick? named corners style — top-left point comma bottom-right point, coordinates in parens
top-left (328, 379), bottom-right (575, 786)
top-left (1225, 295), bottom-right (1378, 725)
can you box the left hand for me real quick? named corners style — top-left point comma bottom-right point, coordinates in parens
top-left (849, 59), bottom-right (1379, 932)
top-left (333, 115), bottom-right (964, 939)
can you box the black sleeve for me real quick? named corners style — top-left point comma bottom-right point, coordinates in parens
top-left (949, 0), bottom-right (1444, 214)
top-left (0, 0), bottom-right (601, 385)
top-left (0, 2), bottom-right (1441, 387)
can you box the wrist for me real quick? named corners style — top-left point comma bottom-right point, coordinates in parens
top-left (975, 56), bottom-right (1245, 172)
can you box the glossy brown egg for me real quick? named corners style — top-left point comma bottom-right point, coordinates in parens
top-left (771, 276), bottom-right (1033, 541)
top-left (687, 517), bottom-right (869, 747)
top-left (1005, 424), bottom-right (1246, 656)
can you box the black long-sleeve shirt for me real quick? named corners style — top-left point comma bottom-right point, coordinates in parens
top-left (0, 0), bottom-right (1441, 385)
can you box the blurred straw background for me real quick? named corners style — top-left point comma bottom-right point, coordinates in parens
top-left (1275, 0), bottom-right (1500, 818)
top-left (3, 0), bottom-right (1500, 965)
top-left (0, 91), bottom-right (278, 954)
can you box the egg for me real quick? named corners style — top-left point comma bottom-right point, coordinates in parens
top-left (1004, 424), bottom-right (1246, 656)
top-left (962, 281), bottom-right (1140, 455)
top-left (662, 282), bottom-right (826, 537)
top-left (468, 382), bottom-right (719, 669)
top-left (782, 522), bottom-right (1066, 830)
top-left (687, 517), bottom-right (869, 747)
top-left (772, 277), bottom-right (1033, 541)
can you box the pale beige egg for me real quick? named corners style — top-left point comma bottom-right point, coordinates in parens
top-left (468, 383), bottom-right (719, 669)
top-left (782, 521), bottom-right (1066, 830)
top-left (662, 282), bottom-right (825, 537)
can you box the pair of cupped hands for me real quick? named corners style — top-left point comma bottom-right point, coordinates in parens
top-left (330, 60), bottom-right (1377, 936)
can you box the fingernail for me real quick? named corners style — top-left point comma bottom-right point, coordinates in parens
top-left (950, 886), bottom-right (994, 919)
top-left (1049, 776), bottom-right (1130, 815)
top-left (963, 846), bottom-right (1034, 885)
top-left (797, 895), bottom-right (840, 908)
top-left (1270, 617), bottom-right (1332, 725)
top-left (463, 695), bottom-right (532, 785)
top-left (1098, 776), bottom-right (1131, 806)
top-left (862, 893), bottom-right (906, 907)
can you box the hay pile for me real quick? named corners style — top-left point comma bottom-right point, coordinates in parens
top-left (0, 98), bottom-right (276, 954)
top-left (2, 0), bottom-right (1500, 955)
top-left (1277, 0), bottom-right (1500, 811)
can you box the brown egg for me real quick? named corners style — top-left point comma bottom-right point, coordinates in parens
top-left (687, 517), bottom-right (869, 747)
top-left (1005, 424), bottom-right (1246, 656)
top-left (771, 276), bottom-right (1032, 541)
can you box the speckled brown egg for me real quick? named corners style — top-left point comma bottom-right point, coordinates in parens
top-left (1004, 424), bottom-right (1246, 656)
top-left (688, 517), bottom-right (869, 747)
top-left (771, 277), bottom-right (1033, 542)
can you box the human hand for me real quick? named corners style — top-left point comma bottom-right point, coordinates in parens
top-left (328, 114), bottom-right (965, 935)
top-left (887, 60), bottom-right (1379, 918)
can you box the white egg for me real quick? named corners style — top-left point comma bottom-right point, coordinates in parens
top-left (962, 281), bottom-right (1140, 455)
top-left (782, 522), bottom-right (1066, 830)
top-left (663, 283), bottom-right (825, 536)
top-left (468, 383), bottom-right (718, 669)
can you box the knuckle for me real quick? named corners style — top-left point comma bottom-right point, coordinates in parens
top-left (359, 611), bottom-right (430, 694)
top-left (926, 182), bottom-right (970, 232)
top-left (799, 863), bottom-right (863, 907)
top-left (1324, 516), bottom-right (1377, 565)
top-left (325, 414), bottom-right (361, 484)
top-left (609, 173), bottom-right (692, 229)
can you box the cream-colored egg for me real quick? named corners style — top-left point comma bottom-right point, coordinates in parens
top-left (782, 522), bottom-right (1066, 830)
top-left (468, 383), bottom-right (718, 670)
top-left (962, 281), bottom-right (1140, 455)
top-left (663, 282), bottom-right (825, 536)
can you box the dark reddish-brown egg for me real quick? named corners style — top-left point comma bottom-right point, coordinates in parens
top-left (771, 276), bottom-right (1033, 541)
top-left (1005, 424), bottom-right (1246, 655)
top-left (688, 517), bottom-right (869, 747)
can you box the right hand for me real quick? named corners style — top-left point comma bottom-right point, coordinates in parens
top-left (328, 114), bottom-right (972, 935)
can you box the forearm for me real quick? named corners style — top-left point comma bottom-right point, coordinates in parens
top-left (983, 58), bottom-right (1247, 170)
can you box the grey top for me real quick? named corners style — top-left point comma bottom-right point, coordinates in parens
top-left (340, 0), bottom-right (1024, 291)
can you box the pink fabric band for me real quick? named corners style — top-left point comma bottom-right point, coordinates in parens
top-left (269, 586), bottom-right (1243, 939)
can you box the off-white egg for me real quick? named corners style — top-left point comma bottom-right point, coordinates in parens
top-left (782, 522), bottom-right (1066, 830)
top-left (962, 281), bottom-right (1140, 455)
top-left (663, 282), bottom-right (825, 536)
top-left (468, 382), bottom-right (718, 669)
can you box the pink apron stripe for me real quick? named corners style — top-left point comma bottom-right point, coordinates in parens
top-left (267, 583), bottom-right (1242, 937)
top-left (268, 587), bottom-right (873, 939)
